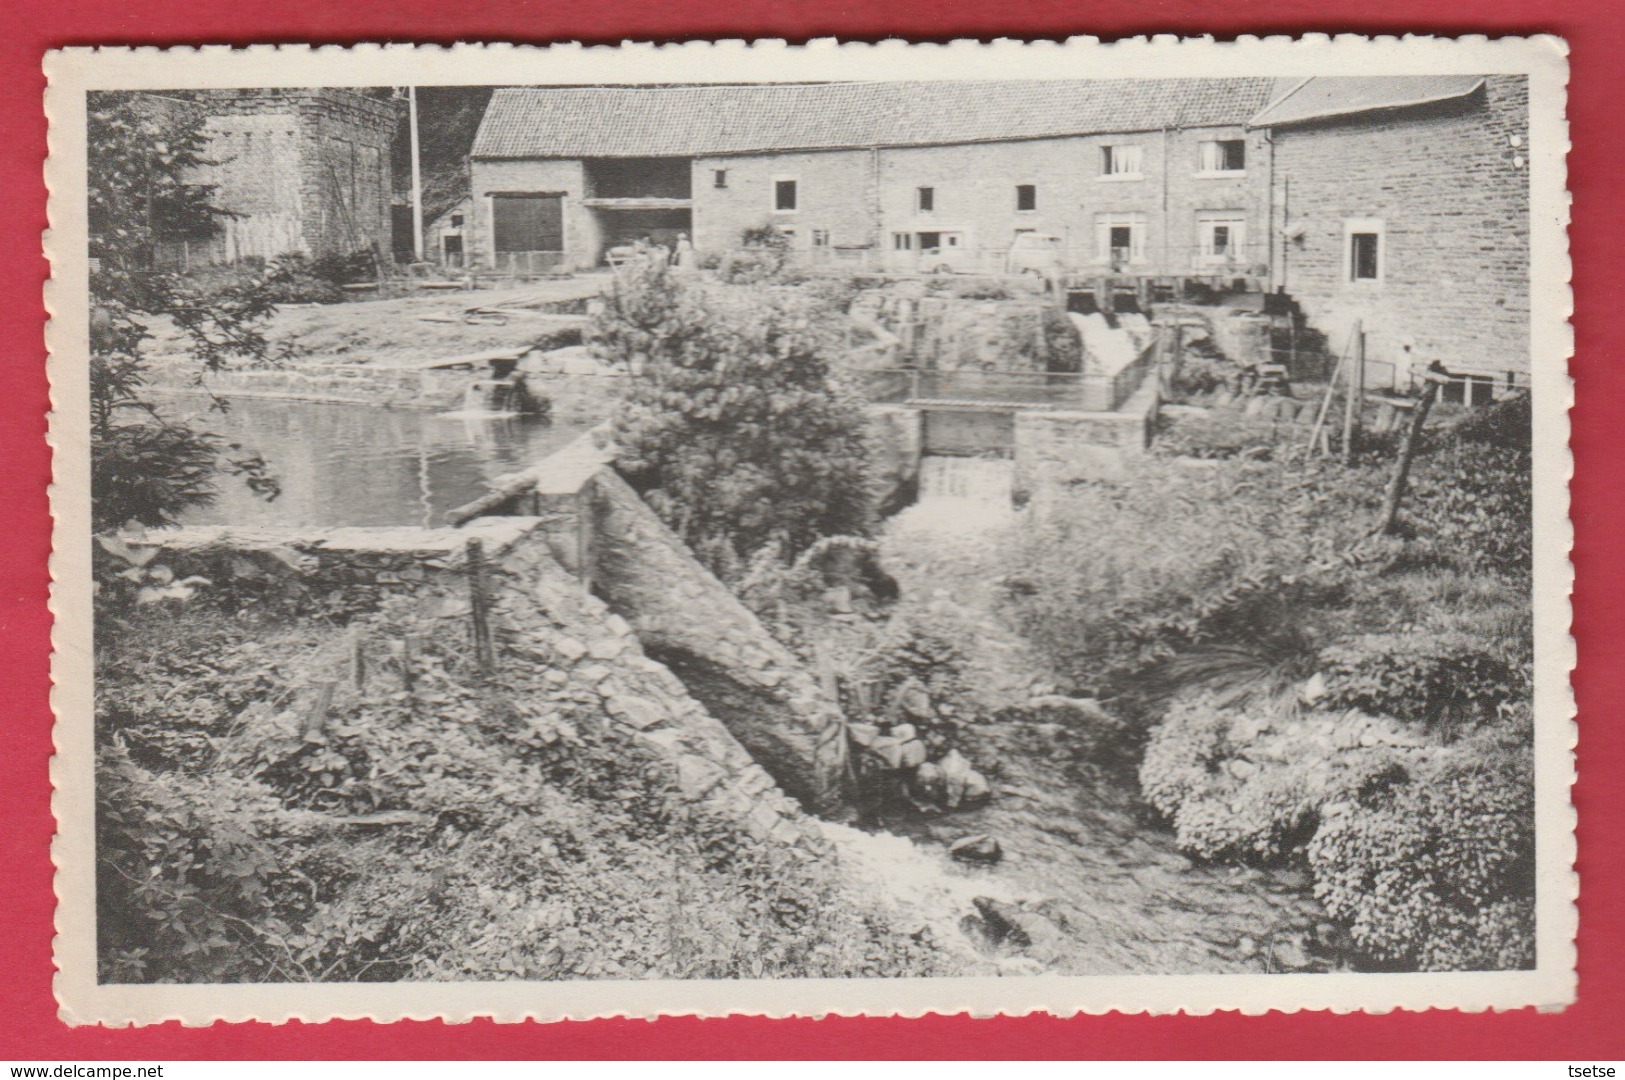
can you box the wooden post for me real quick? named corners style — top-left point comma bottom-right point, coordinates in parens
top-left (349, 628), bottom-right (367, 691)
top-left (1341, 322), bottom-right (1364, 463)
top-left (302, 681), bottom-right (337, 744)
top-left (466, 539), bottom-right (496, 678)
top-left (1375, 365), bottom-right (1449, 535)
top-left (1306, 324), bottom-right (1357, 458)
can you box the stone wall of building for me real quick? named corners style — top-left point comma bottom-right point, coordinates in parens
top-left (190, 89), bottom-right (397, 262)
top-left (137, 517), bottom-right (830, 855)
top-left (690, 149), bottom-right (876, 256)
top-left (467, 159), bottom-right (597, 269)
top-left (1269, 77), bottom-right (1531, 383)
top-left (874, 125), bottom-right (1270, 275)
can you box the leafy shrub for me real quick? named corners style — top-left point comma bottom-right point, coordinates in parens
top-left (1306, 745), bottom-right (1535, 971)
top-left (261, 253), bottom-right (344, 305)
top-left (1405, 396), bottom-right (1532, 576)
top-left (1139, 694), bottom-right (1407, 861)
top-left (717, 223), bottom-right (793, 284)
top-left (1153, 408), bottom-right (1294, 460)
top-left (1001, 456), bottom-right (1384, 686)
top-left (96, 602), bottom-right (952, 983)
top-left (597, 257), bottom-right (875, 580)
top-left (1318, 629), bottom-right (1527, 736)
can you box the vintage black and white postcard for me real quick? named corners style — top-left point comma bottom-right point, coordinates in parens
top-left (45, 36), bottom-right (1573, 1024)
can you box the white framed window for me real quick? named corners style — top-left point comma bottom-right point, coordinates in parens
top-left (811, 228), bottom-right (831, 248)
top-left (1197, 212), bottom-right (1248, 266)
top-left (773, 178), bottom-right (798, 212)
top-left (892, 232), bottom-right (914, 251)
top-left (1344, 218), bottom-right (1385, 283)
top-left (1197, 139), bottom-right (1247, 175)
top-left (1095, 212), bottom-right (1148, 266)
top-left (916, 186), bottom-right (935, 213)
top-left (1015, 184), bottom-right (1037, 211)
top-left (1100, 144), bottom-right (1144, 179)
top-left (713, 168), bottom-right (728, 189)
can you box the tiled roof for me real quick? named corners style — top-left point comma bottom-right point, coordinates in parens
top-left (1248, 75), bottom-right (1486, 128)
top-left (471, 79), bottom-right (1276, 158)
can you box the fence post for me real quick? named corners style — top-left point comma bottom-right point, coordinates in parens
top-left (465, 539), bottom-right (496, 679)
top-left (1342, 322), bottom-right (1364, 463)
top-left (349, 628), bottom-right (367, 691)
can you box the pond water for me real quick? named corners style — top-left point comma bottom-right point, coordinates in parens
top-left (160, 394), bottom-right (599, 529)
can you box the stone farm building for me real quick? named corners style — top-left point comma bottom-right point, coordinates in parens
top-left (466, 79), bottom-right (1278, 278)
top-left (1252, 75), bottom-right (1531, 392)
top-left (159, 88), bottom-right (400, 267)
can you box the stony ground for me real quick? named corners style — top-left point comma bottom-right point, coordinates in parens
top-left (141, 275), bottom-right (610, 367)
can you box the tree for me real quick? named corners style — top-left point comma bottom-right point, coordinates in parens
top-left (86, 92), bottom-right (280, 535)
top-left (596, 257), bottom-right (875, 580)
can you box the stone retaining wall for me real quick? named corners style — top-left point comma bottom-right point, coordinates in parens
top-left (137, 517), bottom-right (830, 856)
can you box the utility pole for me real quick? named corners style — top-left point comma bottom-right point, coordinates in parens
top-left (409, 85), bottom-right (424, 263)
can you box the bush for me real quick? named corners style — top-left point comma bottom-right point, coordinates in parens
top-left (597, 257), bottom-right (875, 580)
top-left (1153, 408), bottom-right (1294, 460)
top-left (261, 253), bottom-right (345, 305)
top-left (96, 602), bottom-right (952, 983)
top-left (1306, 744), bottom-right (1535, 971)
top-left (1001, 456), bottom-right (1384, 687)
top-left (1139, 694), bottom-right (1408, 861)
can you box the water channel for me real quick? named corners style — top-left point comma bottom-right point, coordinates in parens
top-left (158, 394), bottom-right (598, 529)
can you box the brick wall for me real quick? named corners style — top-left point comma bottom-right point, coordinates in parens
top-left (467, 159), bottom-right (595, 269)
top-left (1271, 76), bottom-right (1531, 382)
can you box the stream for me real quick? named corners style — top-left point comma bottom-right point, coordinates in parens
top-left (838, 495), bottom-right (1337, 976)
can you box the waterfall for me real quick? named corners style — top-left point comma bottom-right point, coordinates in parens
top-left (918, 455), bottom-right (1015, 505)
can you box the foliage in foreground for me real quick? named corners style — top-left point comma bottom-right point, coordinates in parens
top-left (88, 92), bottom-right (286, 533)
top-left (96, 604), bottom-right (945, 983)
top-left (1002, 397), bottom-right (1536, 971)
top-left (595, 256), bottom-right (876, 581)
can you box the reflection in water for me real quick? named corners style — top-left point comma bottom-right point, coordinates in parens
top-left (163, 395), bottom-right (599, 529)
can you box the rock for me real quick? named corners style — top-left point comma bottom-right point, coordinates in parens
top-left (1272, 937), bottom-right (1312, 971)
top-left (588, 638), bottom-right (625, 660)
top-left (1272, 867), bottom-right (1312, 890)
top-left (675, 754), bottom-right (727, 799)
top-left (575, 663), bottom-right (612, 685)
top-left (889, 723), bottom-right (918, 742)
top-left (1228, 758), bottom-right (1259, 780)
top-left (895, 679), bottom-right (933, 720)
top-left (553, 636), bottom-right (588, 662)
top-left (1236, 935), bottom-right (1259, 958)
top-left (607, 694), bottom-right (667, 730)
top-left (949, 835), bottom-right (1003, 863)
top-left (847, 723), bottom-right (880, 747)
top-left (822, 586), bottom-right (854, 614)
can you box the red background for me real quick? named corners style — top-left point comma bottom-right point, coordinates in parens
top-left (1, 0), bottom-right (1618, 1060)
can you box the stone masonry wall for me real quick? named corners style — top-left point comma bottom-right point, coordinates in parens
top-left (874, 126), bottom-right (1270, 275)
top-left (467, 160), bottom-right (596, 269)
top-left (1011, 378), bottom-right (1159, 495)
top-left (1270, 77), bottom-right (1530, 382)
top-left (691, 149), bottom-right (875, 257)
top-left (424, 433), bottom-right (851, 812)
top-left (138, 518), bottom-right (829, 856)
